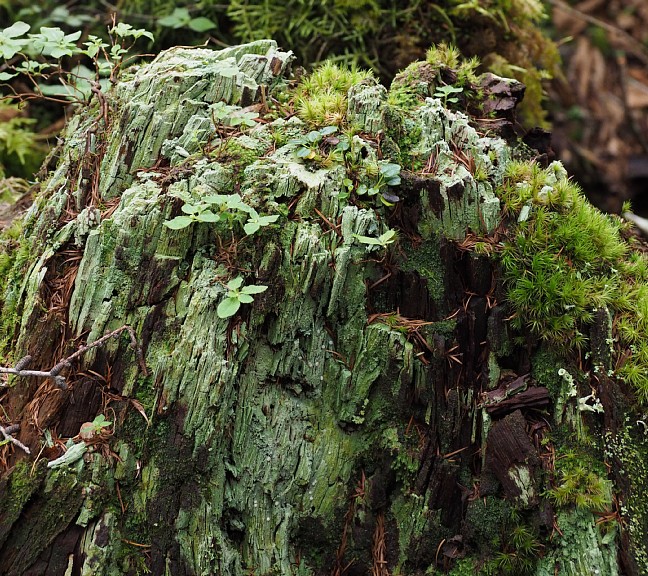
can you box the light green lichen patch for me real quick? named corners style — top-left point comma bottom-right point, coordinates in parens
top-left (536, 509), bottom-right (618, 576)
top-left (604, 422), bottom-right (648, 571)
top-left (407, 99), bottom-right (501, 239)
top-left (100, 41), bottom-right (294, 200)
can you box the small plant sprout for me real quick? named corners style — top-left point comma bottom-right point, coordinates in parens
top-left (353, 229), bottom-right (397, 249)
top-left (244, 209), bottom-right (279, 235)
top-left (353, 161), bottom-right (401, 204)
top-left (434, 84), bottom-right (464, 106)
top-left (164, 202), bottom-right (221, 229)
top-left (79, 414), bottom-right (112, 440)
top-left (211, 101), bottom-right (258, 128)
top-left (289, 125), bottom-right (339, 161)
top-left (377, 161), bottom-right (401, 204)
top-left (165, 192), bottom-right (278, 234)
top-left (217, 277), bottom-right (268, 319)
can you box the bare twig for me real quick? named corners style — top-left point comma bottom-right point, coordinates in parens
top-left (547, 0), bottom-right (648, 66)
top-left (0, 325), bottom-right (148, 390)
top-left (0, 424), bottom-right (30, 454)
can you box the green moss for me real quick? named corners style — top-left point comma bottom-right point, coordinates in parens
top-left (0, 460), bottom-right (44, 543)
top-left (381, 426), bottom-right (420, 487)
top-left (530, 347), bottom-right (565, 398)
top-left (425, 43), bottom-right (480, 86)
top-left (497, 159), bottom-right (648, 403)
top-left (463, 497), bottom-right (513, 552)
top-left (209, 138), bottom-right (263, 173)
top-left (400, 235), bottom-right (445, 305)
top-left (295, 61), bottom-right (375, 127)
top-left (605, 422), bottom-right (648, 571)
top-left (548, 449), bottom-right (612, 513)
top-left (0, 234), bottom-right (34, 358)
top-left (384, 112), bottom-right (423, 170)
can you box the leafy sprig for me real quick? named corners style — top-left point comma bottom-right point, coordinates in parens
top-left (217, 277), bottom-right (268, 318)
top-left (0, 20), bottom-right (153, 100)
top-left (164, 192), bottom-right (278, 237)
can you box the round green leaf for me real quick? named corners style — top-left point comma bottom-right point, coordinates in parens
top-left (196, 210), bottom-right (220, 223)
top-left (189, 17), bottom-right (217, 33)
top-left (244, 222), bottom-right (260, 235)
top-left (226, 277), bottom-right (244, 290)
top-left (238, 293), bottom-right (254, 304)
top-left (164, 216), bottom-right (193, 229)
top-left (241, 285), bottom-right (268, 295)
top-left (217, 297), bottom-right (241, 319)
top-left (181, 203), bottom-right (201, 214)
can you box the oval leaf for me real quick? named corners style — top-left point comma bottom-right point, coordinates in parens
top-left (164, 216), bottom-right (193, 229)
top-left (189, 17), bottom-right (217, 33)
top-left (244, 222), bottom-right (260, 235)
top-left (226, 276), bottom-right (244, 290)
top-left (217, 297), bottom-right (241, 319)
top-left (181, 203), bottom-right (201, 214)
top-left (196, 210), bottom-right (220, 223)
top-left (241, 285), bottom-right (268, 295)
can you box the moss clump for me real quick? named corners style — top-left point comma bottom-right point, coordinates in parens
top-left (548, 449), bottom-right (612, 512)
top-left (605, 423), bottom-right (648, 571)
top-left (497, 159), bottom-right (648, 402)
top-left (463, 497), bottom-right (513, 552)
top-left (295, 61), bottom-right (375, 127)
top-left (531, 347), bottom-right (568, 398)
top-left (387, 44), bottom-right (480, 115)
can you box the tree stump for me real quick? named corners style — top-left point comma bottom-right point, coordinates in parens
top-left (0, 40), bottom-right (644, 576)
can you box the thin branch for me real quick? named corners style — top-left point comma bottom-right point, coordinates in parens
top-left (0, 424), bottom-right (30, 454)
top-left (547, 0), bottom-right (648, 66)
top-left (0, 325), bottom-right (148, 390)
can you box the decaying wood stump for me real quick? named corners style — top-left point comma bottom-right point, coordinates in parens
top-left (0, 40), bottom-right (645, 576)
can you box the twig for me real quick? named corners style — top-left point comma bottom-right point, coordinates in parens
top-left (0, 424), bottom-right (30, 454)
top-left (547, 0), bottom-right (648, 66)
top-left (0, 325), bottom-right (148, 390)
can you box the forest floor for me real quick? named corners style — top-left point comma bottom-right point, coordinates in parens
top-left (547, 0), bottom-right (648, 214)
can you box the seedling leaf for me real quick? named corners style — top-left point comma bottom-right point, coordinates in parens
top-left (164, 216), bottom-right (193, 229)
top-left (217, 297), bottom-right (240, 319)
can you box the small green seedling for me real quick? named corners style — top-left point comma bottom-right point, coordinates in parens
top-left (79, 414), bottom-right (112, 440)
top-left (353, 229), bottom-right (397, 248)
top-left (434, 84), bottom-right (463, 106)
top-left (164, 202), bottom-right (221, 229)
top-left (164, 192), bottom-right (275, 233)
top-left (211, 101), bottom-right (258, 127)
top-left (217, 277), bottom-right (268, 319)
top-left (289, 125), bottom-right (339, 161)
top-left (244, 209), bottom-right (279, 235)
top-left (354, 161), bottom-right (401, 204)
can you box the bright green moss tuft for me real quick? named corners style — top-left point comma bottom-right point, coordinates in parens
top-left (425, 42), bottom-right (480, 86)
top-left (296, 61), bottom-right (375, 127)
top-left (497, 159), bottom-right (648, 404)
top-left (548, 450), bottom-right (612, 512)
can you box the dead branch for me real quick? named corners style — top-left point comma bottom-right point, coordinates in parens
top-left (0, 424), bottom-right (30, 454)
top-left (0, 325), bottom-right (148, 390)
